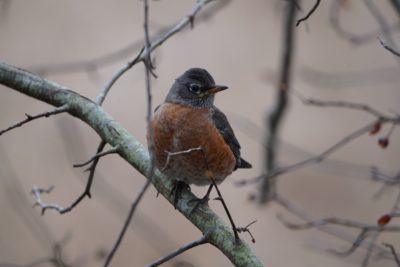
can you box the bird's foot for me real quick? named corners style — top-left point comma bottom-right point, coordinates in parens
top-left (189, 184), bottom-right (213, 214)
top-left (170, 181), bottom-right (190, 209)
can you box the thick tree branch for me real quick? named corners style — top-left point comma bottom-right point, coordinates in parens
top-left (0, 62), bottom-right (264, 267)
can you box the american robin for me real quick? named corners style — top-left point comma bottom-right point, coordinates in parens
top-left (148, 68), bottom-right (251, 209)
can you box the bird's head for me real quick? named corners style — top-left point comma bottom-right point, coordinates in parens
top-left (165, 68), bottom-right (228, 108)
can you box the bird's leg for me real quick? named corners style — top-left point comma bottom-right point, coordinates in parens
top-left (196, 150), bottom-right (240, 241)
top-left (210, 178), bottom-right (240, 241)
top-left (170, 180), bottom-right (190, 209)
top-left (189, 184), bottom-right (213, 214)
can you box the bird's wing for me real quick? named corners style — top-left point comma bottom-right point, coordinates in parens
top-left (211, 106), bottom-right (251, 169)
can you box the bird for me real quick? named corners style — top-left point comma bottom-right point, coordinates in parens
top-left (148, 68), bottom-right (252, 209)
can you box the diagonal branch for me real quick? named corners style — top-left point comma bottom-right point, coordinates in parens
top-left (95, 0), bottom-right (215, 106)
top-left (296, 0), bottom-right (321, 27)
top-left (383, 243), bottom-right (400, 266)
top-left (73, 145), bottom-right (119, 168)
top-left (0, 62), bottom-right (263, 266)
top-left (0, 104), bottom-right (69, 136)
top-left (1, 61), bottom-right (263, 266)
top-left (31, 140), bottom-right (107, 214)
top-left (237, 117), bottom-right (378, 186)
top-left (103, 179), bottom-right (153, 267)
top-left (379, 37), bottom-right (400, 57)
top-left (146, 235), bottom-right (209, 267)
top-left (364, 0), bottom-right (400, 65)
top-left (329, 1), bottom-right (400, 45)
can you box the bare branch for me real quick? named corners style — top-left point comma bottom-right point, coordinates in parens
top-left (361, 231), bottom-right (380, 267)
top-left (0, 104), bottom-right (68, 136)
top-left (146, 235), bottom-right (209, 267)
top-left (330, 229), bottom-right (369, 256)
top-left (236, 220), bottom-right (257, 244)
top-left (296, 0), bottom-right (321, 27)
top-left (379, 37), bottom-right (400, 57)
top-left (329, 1), bottom-right (400, 45)
top-left (364, 0), bottom-right (400, 64)
top-left (300, 65), bottom-right (400, 89)
top-left (95, 0), bottom-right (215, 106)
top-left (238, 120), bottom-right (377, 186)
top-left (0, 61), bottom-right (264, 267)
top-left (73, 145), bottom-right (119, 168)
top-left (162, 147), bottom-right (203, 171)
top-left (275, 194), bottom-right (394, 258)
top-left (103, 179), bottom-right (152, 267)
top-left (31, 185), bottom-right (63, 215)
top-left (277, 215), bottom-right (400, 231)
top-left (292, 90), bottom-right (392, 120)
top-left (383, 243), bottom-right (400, 266)
top-left (259, 0), bottom-right (297, 203)
top-left (31, 140), bottom-right (107, 214)
top-left (374, 166), bottom-right (400, 185)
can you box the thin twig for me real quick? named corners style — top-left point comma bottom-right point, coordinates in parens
top-left (95, 0), bottom-right (214, 106)
top-left (292, 90), bottom-right (391, 120)
top-left (300, 65), bottom-right (400, 89)
top-left (383, 243), bottom-right (400, 266)
top-left (28, 1), bottom-right (231, 78)
top-left (330, 229), bottom-right (369, 256)
top-left (0, 105), bottom-right (68, 136)
top-left (146, 235), bottom-right (209, 267)
top-left (102, 179), bottom-right (152, 267)
top-left (236, 220), bottom-right (257, 243)
top-left (162, 147), bottom-right (203, 171)
top-left (379, 37), bottom-right (400, 57)
top-left (296, 0), bottom-right (321, 27)
top-left (277, 215), bottom-right (400, 232)
top-left (274, 194), bottom-right (393, 257)
top-left (361, 231), bottom-right (381, 267)
top-left (31, 140), bottom-right (107, 214)
top-left (79, 140), bottom-right (107, 199)
top-left (329, 1), bottom-right (400, 45)
top-left (238, 120), bottom-right (378, 186)
top-left (364, 0), bottom-right (400, 64)
top-left (73, 145), bottom-right (119, 168)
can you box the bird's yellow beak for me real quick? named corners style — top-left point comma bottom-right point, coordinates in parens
top-left (204, 85), bottom-right (228, 95)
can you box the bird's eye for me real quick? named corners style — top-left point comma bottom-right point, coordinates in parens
top-left (189, 83), bottom-right (201, 94)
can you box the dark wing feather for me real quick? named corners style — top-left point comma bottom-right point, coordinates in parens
top-left (211, 106), bottom-right (252, 169)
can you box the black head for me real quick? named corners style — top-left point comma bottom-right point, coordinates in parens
top-left (165, 68), bottom-right (228, 108)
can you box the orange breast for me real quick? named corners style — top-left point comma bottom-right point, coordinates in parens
top-left (148, 103), bottom-right (236, 186)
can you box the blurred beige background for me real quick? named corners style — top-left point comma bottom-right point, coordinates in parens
top-left (1, 1), bottom-right (399, 266)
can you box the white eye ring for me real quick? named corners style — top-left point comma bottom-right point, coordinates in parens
top-left (189, 83), bottom-right (201, 94)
